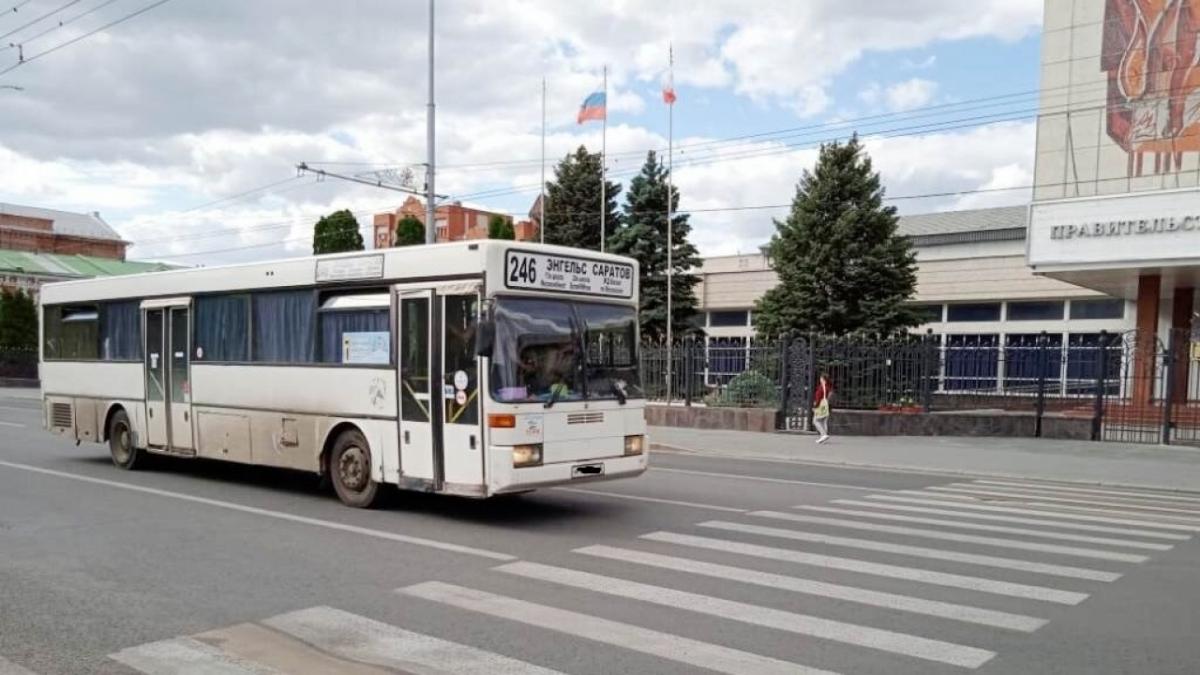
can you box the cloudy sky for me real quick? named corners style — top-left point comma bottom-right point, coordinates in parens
top-left (0, 0), bottom-right (1043, 264)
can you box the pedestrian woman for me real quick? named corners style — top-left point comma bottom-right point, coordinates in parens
top-left (813, 373), bottom-right (833, 444)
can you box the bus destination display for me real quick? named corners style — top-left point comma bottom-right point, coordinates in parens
top-left (504, 250), bottom-right (633, 298)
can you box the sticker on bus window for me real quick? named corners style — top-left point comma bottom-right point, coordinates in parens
top-left (443, 384), bottom-right (456, 399)
top-left (342, 332), bottom-right (390, 364)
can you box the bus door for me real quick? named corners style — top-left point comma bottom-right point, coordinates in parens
top-left (396, 284), bottom-right (483, 492)
top-left (142, 299), bottom-right (194, 454)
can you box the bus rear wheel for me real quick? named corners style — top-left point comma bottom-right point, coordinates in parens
top-left (108, 409), bottom-right (144, 470)
top-left (330, 429), bottom-right (380, 508)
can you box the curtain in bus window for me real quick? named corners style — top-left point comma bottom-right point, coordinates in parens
top-left (101, 301), bottom-right (141, 361)
top-left (42, 306), bottom-right (62, 359)
top-left (59, 305), bottom-right (99, 360)
top-left (319, 310), bottom-right (389, 363)
top-left (195, 295), bottom-right (249, 362)
top-left (443, 295), bottom-right (479, 425)
top-left (253, 290), bottom-right (316, 363)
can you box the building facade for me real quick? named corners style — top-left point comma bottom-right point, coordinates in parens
top-left (372, 196), bottom-right (538, 248)
top-left (0, 203), bottom-right (127, 260)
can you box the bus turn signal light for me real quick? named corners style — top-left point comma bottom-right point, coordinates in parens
top-left (488, 414), bottom-right (516, 428)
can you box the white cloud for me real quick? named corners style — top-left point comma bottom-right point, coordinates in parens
top-left (884, 78), bottom-right (939, 111)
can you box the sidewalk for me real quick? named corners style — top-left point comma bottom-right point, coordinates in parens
top-left (649, 426), bottom-right (1200, 492)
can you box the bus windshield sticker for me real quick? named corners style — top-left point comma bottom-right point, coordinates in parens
top-left (316, 254), bottom-right (385, 283)
top-left (443, 384), bottom-right (456, 399)
top-left (341, 332), bottom-right (390, 364)
top-left (505, 250), bottom-right (633, 298)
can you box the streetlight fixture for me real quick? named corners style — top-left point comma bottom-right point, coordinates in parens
top-left (0, 85), bottom-right (23, 91)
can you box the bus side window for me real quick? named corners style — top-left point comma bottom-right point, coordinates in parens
top-left (400, 297), bottom-right (430, 422)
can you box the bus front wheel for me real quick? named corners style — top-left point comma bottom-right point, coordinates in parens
top-left (330, 429), bottom-right (380, 508)
top-left (108, 409), bottom-right (145, 470)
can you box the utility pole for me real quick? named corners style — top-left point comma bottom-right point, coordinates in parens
top-left (424, 0), bottom-right (436, 244)
top-left (540, 76), bottom-right (546, 244)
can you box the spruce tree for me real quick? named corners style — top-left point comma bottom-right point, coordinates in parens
top-left (394, 215), bottom-right (426, 246)
top-left (487, 214), bottom-right (515, 240)
top-left (609, 151), bottom-right (701, 341)
top-left (754, 136), bottom-right (919, 338)
top-left (0, 288), bottom-right (36, 348)
top-left (544, 146), bottom-right (620, 251)
top-left (312, 209), bottom-right (364, 254)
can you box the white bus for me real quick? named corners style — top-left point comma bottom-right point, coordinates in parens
top-left (39, 241), bottom-right (647, 507)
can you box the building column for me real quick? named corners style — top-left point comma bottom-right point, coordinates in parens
top-left (1132, 274), bottom-right (1161, 407)
top-left (1171, 287), bottom-right (1195, 404)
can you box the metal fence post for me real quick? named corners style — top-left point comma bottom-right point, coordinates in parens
top-left (1034, 331), bottom-right (1048, 438)
top-left (921, 329), bottom-right (935, 412)
top-left (776, 334), bottom-right (791, 430)
top-left (1091, 330), bottom-right (1108, 442)
top-left (1162, 330), bottom-right (1177, 445)
top-left (805, 334), bottom-right (817, 432)
top-left (684, 337), bottom-right (694, 407)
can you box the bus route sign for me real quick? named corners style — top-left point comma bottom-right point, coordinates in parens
top-left (504, 250), bottom-right (634, 299)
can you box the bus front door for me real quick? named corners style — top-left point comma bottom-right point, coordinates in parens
top-left (440, 293), bottom-right (482, 490)
top-left (144, 309), bottom-right (168, 447)
top-left (398, 290), bottom-right (440, 487)
top-left (142, 303), bottom-right (194, 454)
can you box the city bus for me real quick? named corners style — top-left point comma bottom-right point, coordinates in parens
top-left (38, 241), bottom-right (647, 507)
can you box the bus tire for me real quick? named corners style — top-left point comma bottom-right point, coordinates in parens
top-left (107, 408), bottom-right (144, 470)
top-left (330, 429), bottom-right (380, 508)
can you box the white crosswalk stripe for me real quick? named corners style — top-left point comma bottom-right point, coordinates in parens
top-left (905, 490), bottom-right (1200, 526)
top-left (832, 498), bottom-right (1192, 540)
top-left (797, 504), bottom-right (1176, 550)
top-left (399, 581), bottom-right (833, 675)
top-left (751, 510), bottom-right (1151, 561)
top-left (263, 606), bottom-right (566, 674)
top-left (642, 531), bottom-right (1090, 604)
top-left (0, 656), bottom-right (38, 675)
top-left (110, 637), bottom-right (280, 674)
top-left (575, 545), bottom-right (1047, 631)
top-left (698, 520), bottom-right (1123, 581)
top-left (496, 560), bottom-right (996, 668)
top-left (926, 485), bottom-right (1200, 518)
top-left (971, 479), bottom-right (1200, 504)
top-left (869, 494), bottom-right (1200, 532)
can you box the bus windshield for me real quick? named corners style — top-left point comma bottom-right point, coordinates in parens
top-left (490, 296), bottom-right (642, 404)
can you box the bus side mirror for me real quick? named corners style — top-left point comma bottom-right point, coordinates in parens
top-left (475, 320), bottom-right (495, 358)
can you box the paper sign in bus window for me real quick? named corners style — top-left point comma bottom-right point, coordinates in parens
top-left (342, 332), bottom-right (390, 364)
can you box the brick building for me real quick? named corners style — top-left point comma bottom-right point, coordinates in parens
top-left (373, 196), bottom-right (538, 248)
top-left (0, 203), bottom-right (128, 260)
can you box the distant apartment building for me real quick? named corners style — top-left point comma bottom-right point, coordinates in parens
top-left (372, 196), bottom-right (538, 248)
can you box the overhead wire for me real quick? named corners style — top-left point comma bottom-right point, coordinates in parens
top-left (0, 0), bottom-right (83, 40)
top-left (2, 0), bottom-right (122, 51)
top-left (0, 0), bottom-right (172, 76)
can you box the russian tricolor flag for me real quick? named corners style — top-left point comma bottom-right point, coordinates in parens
top-left (577, 91), bottom-right (606, 124)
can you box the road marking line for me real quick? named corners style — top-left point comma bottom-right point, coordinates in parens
top-left (194, 622), bottom-right (393, 675)
top-left (497, 560), bottom-right (995, 668)
top-left (751, 511), bottom-right (1150, 562)
top-left (869, 494), bottom-right (1200, 532)
top-left (972, 479), bottom-right (1200, 504)
top-left (794, 505), bottom-right (1174, 551)
top-left (552, 487), bottom-right (747, 512)
top-left (699, 520), bottom-right (1121, 581)
top-left (575, 545), bottom-right (1046, 632)
top-left (264, 606), bottom-right (566, 674)
top-left (950, 481), bottom-right (1200, 511)
top-left (0, 460), bottom-right (516, 561)
top-left (398, 581), bottom-right (831, 675)
top-left (832, 499), bottom-right (1191, 540)
top-left (641, 531), bottom-right (1089, 604)
top-left (0, 655), bottom-right (38, 675)
top-left (110, 637), bottom-right (279, 674)
top-left (0, 405), bottom-right (37, 413)
top-left (908, 490), bottom-right (1200, 525)
top-left (928, 485), bottom-right (1200, 518)
top-left (0, 421), bottom-right (23, 428)
top-left (650, 467), bottom-right (880, 491)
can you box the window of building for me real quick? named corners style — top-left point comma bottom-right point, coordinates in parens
top-left (708, 310), bottom-right (749, 327)
top-left (1003, 333), bottom-right (1063, 394)
top-left (1069, 299), bottom-right (1125, 320)
top-left (252, 290), bottom-right (317, 363)
top-left (194, 294), bottom-right (249, 362)
top-left (1007, 301), bottom-right (1065, 322)
top-left (43, 304), bottom-right (99, 360)
top-left (946, 303), bottom-right (1001, 322)
top-left (943, 334), bottom-right (999, 390)
top-left (913, 304), bottom-right (943, 324)
top-left (100, 301), bottom-right (141, 361)
top-left (318, 292), bottom-right (390, 364)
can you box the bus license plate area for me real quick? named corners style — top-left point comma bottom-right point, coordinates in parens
top-left (572, 463), bottom-right (605, 478)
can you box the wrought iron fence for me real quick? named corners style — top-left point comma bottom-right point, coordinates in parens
top-left (0, 347), bottom-right (37, 380)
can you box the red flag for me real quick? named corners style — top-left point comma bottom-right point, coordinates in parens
top-left (662, 86), bottom-right (676, 105)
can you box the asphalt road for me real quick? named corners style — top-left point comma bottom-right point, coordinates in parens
top-left (2, 393), bottom-right (1199, 674)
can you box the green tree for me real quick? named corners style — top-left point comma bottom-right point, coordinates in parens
top-left (487, 214), bottom-right (515, 240)
top-left (312, 209), bottom-right (364, 254)
top-left (754, 136), bottom-right (919, 338)
top-left (0, 288), bottom-right (37, 348)
top-left (544, 145), bottom-right (620, 251)
top-left (609, 151), bottom-right (701, 341)
top-left (394, 214), bottom-right (426, 246)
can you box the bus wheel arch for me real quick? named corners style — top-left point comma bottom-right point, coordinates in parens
top-left (101, 403), bottom-right (127, 443)
top-left (323, 423), bottom-right (380, 508)
top-left (105, 406), bottom-right (144, 470)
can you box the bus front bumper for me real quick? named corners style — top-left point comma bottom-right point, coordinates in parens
top-left (490, 450), bottom-right (648, 495)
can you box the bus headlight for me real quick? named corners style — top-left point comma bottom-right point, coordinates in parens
top-left (512, 444), bottom-right (543, 468)
top-left (624, 435), bottom-right (645, 456)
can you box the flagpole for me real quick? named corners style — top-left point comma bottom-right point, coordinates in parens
top-left (600, 64), bottom-right (607, 253)
top-left (540, 75), bottom-right (546, 244)
top-left (666, 44), bottom-right (674, 402)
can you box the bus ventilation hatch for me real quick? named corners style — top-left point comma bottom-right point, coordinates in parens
top-left (567, 412), bottom-right (604, 425)
top-left (51, 402), bottom-right (73, 428)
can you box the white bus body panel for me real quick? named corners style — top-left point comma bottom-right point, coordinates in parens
top-left (42, 361), bottom-right (145, 445)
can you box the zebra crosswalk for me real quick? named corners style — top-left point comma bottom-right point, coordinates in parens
top-left (94, 477), bottom-right (1198, 675)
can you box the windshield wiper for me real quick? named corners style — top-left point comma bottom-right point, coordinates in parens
top-left (611, 380), bottom-right (627, 405)
top-left (544, 386), bottom-right (562, 409)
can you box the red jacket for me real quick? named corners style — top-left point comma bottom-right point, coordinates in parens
top-left (813, 380), bottom-right (833, 406)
